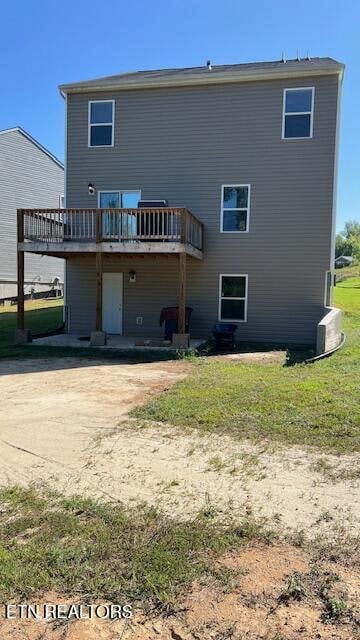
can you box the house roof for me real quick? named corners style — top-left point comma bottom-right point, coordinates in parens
top-left (0, 127), bottom-right (64, 169)
top-left (59, 57), bottom-right (344, 95)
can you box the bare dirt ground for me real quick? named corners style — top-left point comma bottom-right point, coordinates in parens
top-left (0, 357), bottom-right (359, 534)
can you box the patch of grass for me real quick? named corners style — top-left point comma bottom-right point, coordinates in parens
top-left (160, 479), bottom-right (181, 492)
top-left (0, 299), bottom-right (63, 353)
top-left (310, 457), bottom-right (360, 483)
top-left (277, 566), bottom-right (354, 626)
top-left (335, 264), bottom-right (360, 282)
top-left (323, 596), bottom-right (348, 623)
top-left (0, 486), bottom-right (270, 608)
top-left (310, 525), bottom-right (360, 568)
top-left (187, 444), bottom-right (199, 456)
top-left (278, 571), bottom-right (308, 604)
top-left (206, 451), bottom-right (264, 479)
top-left (134, 279), bottom-right (360, 453)
top-left (207, 455), bottom-right (227, 472)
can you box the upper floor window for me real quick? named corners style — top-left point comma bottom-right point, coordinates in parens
top-left (220, 185), bottom-right (250, 233)
top-left (282, 88), bottom-right (314, 139)
top-left (88, 100), bottom-right (114, 147)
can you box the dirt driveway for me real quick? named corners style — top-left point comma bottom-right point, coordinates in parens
top-left (0, 357), bottom-right (190, 497)
top-left (0, 357), bottom-right (359, 534)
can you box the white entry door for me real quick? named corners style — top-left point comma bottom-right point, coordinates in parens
top-left (102, 273), bottom-right (123, 334)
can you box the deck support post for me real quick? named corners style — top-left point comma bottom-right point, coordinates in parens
top-left (91, 211), bottom-right (106, 346)
top-left (178, 251), bottom-right (186, 334)
top-left (172, 250), bottom-right (189, 348)
top-left (95, 250), bottom-right (103, 332)
top-left (14, 210), bottom-right (31, 344)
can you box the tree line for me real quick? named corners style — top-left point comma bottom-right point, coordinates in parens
top-left (335, 220), bottom-right (360, 262)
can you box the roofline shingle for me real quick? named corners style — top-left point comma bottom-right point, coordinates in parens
top-left (59, 57), bottom-right (344, 95)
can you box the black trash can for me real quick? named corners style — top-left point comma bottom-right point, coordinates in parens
top-left (212, 322), bottom-right (238, 350)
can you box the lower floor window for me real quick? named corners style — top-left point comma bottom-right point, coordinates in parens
top-left (219, 274), bottom-right (248, 322)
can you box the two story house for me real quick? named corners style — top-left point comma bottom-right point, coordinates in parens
top-left (16, 57), bottom-right (344, 352)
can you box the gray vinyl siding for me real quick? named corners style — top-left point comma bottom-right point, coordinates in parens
top-left (65, 255), bottom-right (327, 342)
top-left (66, 256), bottom-right (181, 337)
top-left (65, 74), bottom-right (339, 344)
top-left (0, 130), bottom-right (64, 293)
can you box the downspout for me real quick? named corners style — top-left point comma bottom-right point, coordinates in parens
top-left (59, 88), bottom-right (68, 331)
top-left (329, 69), bottom-right (344, 304)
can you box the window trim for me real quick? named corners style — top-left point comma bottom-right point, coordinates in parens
top-left (282, 87), bottom-right (315, 140)
top-left (218, 274), bottom-right (248, 323)
top-left (220, 184), bottom-right (251, 233)
top-left (88, 99), bottom-right (115, 148)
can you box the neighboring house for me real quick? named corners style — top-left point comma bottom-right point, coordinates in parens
top-left (17, 57), bottom-right (344, 352)
top-left (335, 255), bottom-right (353, 268)
top-left (0, 127), bottom-right (64, 300)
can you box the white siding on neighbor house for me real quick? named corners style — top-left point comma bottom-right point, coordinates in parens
top-left (64, 73), bottom-right (340, 344)
top-left (0, 129), bottom-right (64, 296)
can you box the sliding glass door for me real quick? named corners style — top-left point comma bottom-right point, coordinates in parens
top-left (99, 191), bottom-right (141, 239)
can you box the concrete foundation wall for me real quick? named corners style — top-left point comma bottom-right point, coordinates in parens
top-left (316, 307), bottom-right (342, 355)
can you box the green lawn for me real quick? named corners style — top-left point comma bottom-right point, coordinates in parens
top-left (0, 299), bottom-right (63, 345)
top-left (335, 264), bottom-right (360, 282)
top-left (0, 299), bottom-right (64, 359)
top-left (135, 279), bottom-right (360, 453)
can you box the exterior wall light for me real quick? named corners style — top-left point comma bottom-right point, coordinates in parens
top-left (88, 183), bottom-right (95, 195)
top-left (129, 270), bottom-right (136, 283)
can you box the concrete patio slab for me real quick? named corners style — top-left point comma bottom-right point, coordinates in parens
top-left (32, 333), bottom-right (204, 351)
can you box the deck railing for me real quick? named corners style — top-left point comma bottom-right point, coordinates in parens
top-left (20, 208), bottom-right (203, 251)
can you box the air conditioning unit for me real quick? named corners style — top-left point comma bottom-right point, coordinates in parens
top-left (138, 199), bottom-right (168, 207)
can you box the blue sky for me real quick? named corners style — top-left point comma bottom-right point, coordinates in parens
top-left (0, 0), bottom-right (358, 231)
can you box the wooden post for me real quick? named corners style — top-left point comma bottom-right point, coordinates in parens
top-left (96, 209), bottom-right (102, 244)
top-left (95, 250), bottom-right (103, 331)
top-left (180, 208), bottom-right (187, 244)
top-left (17, 210), bottom-right (24, 330)
top-left (178, 251), bottom-right (187, 334)
top-left (95, 210), bottom-right (103, 332)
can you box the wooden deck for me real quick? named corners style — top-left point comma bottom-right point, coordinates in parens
top-left (16, 208), bottom-right (204, 341)
top-left (17, 207), bottom-right (203, 259)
